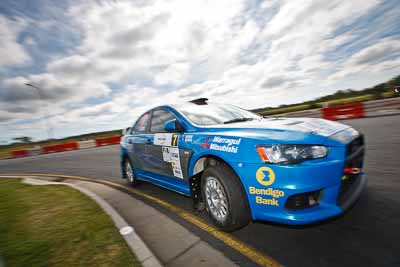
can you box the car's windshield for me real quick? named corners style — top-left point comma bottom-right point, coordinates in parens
top-left (175, 103), bottom-right (261, 126)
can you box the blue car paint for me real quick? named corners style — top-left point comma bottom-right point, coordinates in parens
top-left (121, 105), bottom-right (366, 225)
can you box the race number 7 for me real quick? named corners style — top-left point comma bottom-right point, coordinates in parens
top-left (171, 134), bottom-right (179, 146)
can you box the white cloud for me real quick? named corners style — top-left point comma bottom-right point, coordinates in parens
top-left (23, 36), bottom-right (36, 46)
top-left (0, 16), bottom-right (30, 67)
top-left (64, 0), bottom-right (251, 83)
top-left (154, 63), bottom-right (190, 86)
top-left (347, 39), bottom-right (400, 66)
top-left (328, 38), bottom-right (400, 81)
top-left (1, 73), bottom-right (110, 104)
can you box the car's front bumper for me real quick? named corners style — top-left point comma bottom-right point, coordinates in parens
top-left (252, 174), bottom-right (367, 225)
top-left (233, 137), bottom-right (366, 225)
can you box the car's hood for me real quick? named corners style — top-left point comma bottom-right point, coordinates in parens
top-left (203, 117), bottom-right (350, 137)
top-left (196, 117), bottom-right (352, 146)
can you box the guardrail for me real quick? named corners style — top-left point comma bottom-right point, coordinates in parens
top-left (42, 142), bottom-right (79, 154)
top-left (5, 135), bottom-right (121, 159)
top-left (95, 136), bottom-right (121, 146)
top-left (322, 103), bottom-right (365, 120)
top-left (11, 150), bottom-right (28, 158)
top-left (78, 140), bottom-right (96, 149)
top-left (269, 97), bottom-right (400, 120)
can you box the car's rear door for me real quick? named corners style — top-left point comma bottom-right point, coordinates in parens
top-left (127, 112), bottom-right (153, 172)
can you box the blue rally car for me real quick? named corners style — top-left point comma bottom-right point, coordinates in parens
top-left (120, 99), bottom-right (366, 231)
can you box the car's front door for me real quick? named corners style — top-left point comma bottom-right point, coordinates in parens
top-left (143, 108), bottom-right (190, 194)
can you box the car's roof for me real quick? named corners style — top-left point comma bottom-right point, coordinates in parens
top-left (170, 101), bottom-right (236, 109)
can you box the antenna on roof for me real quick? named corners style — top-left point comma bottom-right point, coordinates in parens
top-left (189, 98), bottom-right (208, 105)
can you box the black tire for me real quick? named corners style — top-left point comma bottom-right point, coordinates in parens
top-left (124, 157), bottom-right (139, 187)
top-left (201, 163), bottom-right (251, 232)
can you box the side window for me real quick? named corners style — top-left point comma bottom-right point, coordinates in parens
top-left (133, 112), bottom-right (150, 133)
top-left (150, 109), bottom-right (175, 133)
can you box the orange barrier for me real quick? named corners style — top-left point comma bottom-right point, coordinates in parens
top-left (95, 136), bottom-right (121, 146)
top-left (11, 150), bottom-right (28, 158)
top-left (322, 103), bottom-right (365, 120)
top-left (42, 142), bottom-right (79, 154)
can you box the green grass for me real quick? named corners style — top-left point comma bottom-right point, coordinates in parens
top-left (0, 178), bottom-right (141, 267)
top-left (0, 150), bottom-right (10, 160)
top-left (316, 94), bottom-right (375, 106)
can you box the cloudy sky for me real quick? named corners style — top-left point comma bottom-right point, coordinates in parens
top-left (0, 0), bottom-right (399, 143)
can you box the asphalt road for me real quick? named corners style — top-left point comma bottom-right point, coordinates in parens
top-left (1, 115), bottom-right (399, 267)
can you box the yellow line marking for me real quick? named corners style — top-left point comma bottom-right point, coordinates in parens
top-left (0, 173), bottom-right (283, 267)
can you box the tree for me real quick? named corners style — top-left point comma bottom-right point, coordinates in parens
top-left (13, 137), bottom-right (33, 143)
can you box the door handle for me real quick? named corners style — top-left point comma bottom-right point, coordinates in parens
top-left (145, 139), bottom-right (152, 144)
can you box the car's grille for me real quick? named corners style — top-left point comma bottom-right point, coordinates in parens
top-left (337, 174), bottom-right (362, 206)
top-left (337, 135), bottom-right (365, 206)
top-left (346, 135), bottom-right (364, 160)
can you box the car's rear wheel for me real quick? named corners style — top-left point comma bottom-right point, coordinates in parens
top-left (201, 163), bottom-right (251, 232)
top-left (124, 158), bottom-right (139, 187)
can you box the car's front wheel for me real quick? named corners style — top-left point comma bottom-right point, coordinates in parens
top-left (201, 163), bottom-right (251, 232)
top-left (124, 158), bottom-right (139, 187)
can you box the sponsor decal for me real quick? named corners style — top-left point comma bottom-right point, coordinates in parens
top-left (162, 147), bottom-right (172, 162)
top-left (162, 146), bottom-right (183, 179)
top-left (256, 167), bottom-right (275, 186)
top-left (200, 136), bottom-right (241, 153)
top-left (154, 133), bottom-right (179, 147)
top-left (154, 133), bottom-right (172, 146)
top-left (249, 186), bottom-right (285, 207)
top-left (250, 167), bottom-right (284, 206)
top-left (249, 187), bottom-right (284, 198)
top-left (172, 133), bottom-right (179, 146)
top-left (200, 136), bottom-right (211, 149)
top-left (172, 161), bottom-right (183, 178)
top-left (183, 134), bottom-right (193, 143)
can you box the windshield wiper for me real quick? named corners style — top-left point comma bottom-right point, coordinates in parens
top-left (223, 118), bottom-right (255, 124)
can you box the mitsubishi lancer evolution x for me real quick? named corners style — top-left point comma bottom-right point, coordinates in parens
top-left (120, 99), bottom-right (366, 231)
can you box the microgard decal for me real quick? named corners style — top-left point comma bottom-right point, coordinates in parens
top-left (201, 136), bottom-right (241, 153)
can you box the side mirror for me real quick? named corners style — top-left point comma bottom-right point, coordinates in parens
top-left (164, 119), bottom-right (176, 132)
top-left (122, 127), bottom-right (131, 135)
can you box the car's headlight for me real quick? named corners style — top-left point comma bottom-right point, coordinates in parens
top-left (256, 145), bottom-right (328, 164)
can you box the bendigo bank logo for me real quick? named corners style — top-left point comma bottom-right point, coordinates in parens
top-left (256, 167), bottom-right (275, 186)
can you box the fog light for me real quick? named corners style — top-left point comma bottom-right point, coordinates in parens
top-left (285, 190), bottom-right (320, 210)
